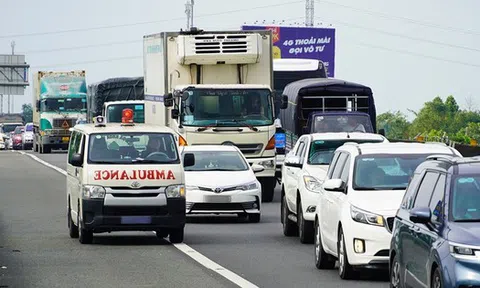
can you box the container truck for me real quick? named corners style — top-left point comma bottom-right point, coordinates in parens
top-left (87, 77), bottom-right (144, 123)
top-left (32, 70), bottom-right (88, 153)
top-left (143, 27), bottom-right (288, 202)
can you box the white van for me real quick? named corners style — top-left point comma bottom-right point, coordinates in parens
top-left (66, 112), bottom-right (195, 244)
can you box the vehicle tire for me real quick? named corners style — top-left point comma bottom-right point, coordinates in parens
top-left (282, 195), bottom-right (298, 236)
top-left (314, 219), bottom-right (336, 269)
top-left (169, 228), bottom-right (184, 244)
top-left (338, 227), bottom-right (356, 279)
top-left (431, 267), bottom-right (443, 288)
top-left (77, 205), bottom-right (93, 244)
top-left (298, 199), bottom-right (314, 244)
top-left (260, 178), bottom-right (275, 203)
top-left (43, 145), bottom-right (51, 154)
top-left (155, 230), bottom-right (169, 239)
top-left (390, 254), bottom-right (403, 288)
top-left (68, 201), bottom-right (78, 238)
top-left (248, 213), bottom-right (261, 223)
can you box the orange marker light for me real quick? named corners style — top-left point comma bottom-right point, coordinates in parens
top-left (266, 136), bottom-right (275, 150)
top-left (122, 108), bottom-right (134, 123)
top-left (179, 136), bottom-right (187, 146)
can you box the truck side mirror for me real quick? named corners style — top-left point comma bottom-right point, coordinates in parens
top-left (378, 128), bottom-right (386, 136)
top-left (171, 109), bottom-right (180, 119)
top-left (280, 95), bottom-right (288, 109)
top-left (164, 93), bottom-right (174, 107)
top-left (181, 91), bottom-right (191, 101)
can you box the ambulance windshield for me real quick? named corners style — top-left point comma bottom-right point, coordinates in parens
top-left (87, 132), bottom-right (179, 164)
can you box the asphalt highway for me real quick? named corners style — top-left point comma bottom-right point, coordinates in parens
top-left (0, 150), bottom-right (390, 288)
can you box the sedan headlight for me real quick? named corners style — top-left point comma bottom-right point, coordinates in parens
top-left (350, 205), bottom-right (385, 227)
top-left (449, 242), bottom-right (477, 258)
top-left (235, 181), bottom-right (259, 191)
top-left (166, 184), bottom-right (186, 198)
top-left (82, 185), bottom-right (106, 199)
top-left (303, 175), bottom-right (323, 193)
top-left (258, 160), bottom-right (275, 169)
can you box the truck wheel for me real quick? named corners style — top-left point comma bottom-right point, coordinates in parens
top-left (169, 228), bottom-right (184, 244)
top-left (260, 178), bottom-right (276, 203)
top-left (43, 145), bottom-right (51, 154)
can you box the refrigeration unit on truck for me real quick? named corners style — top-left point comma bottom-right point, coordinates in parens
top-left (87, 77), bottom-right (145, 123)
top-left (143, 27), bottom-right (288, 202)
top-left (32, 70), bottom-right (88, 154)
top-left (278, 78), bottom-right (384, 152)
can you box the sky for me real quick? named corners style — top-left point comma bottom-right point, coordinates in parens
top-left (0, 0), bottom-right (478, 120)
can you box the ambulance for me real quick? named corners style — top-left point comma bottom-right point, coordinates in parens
top-left (66, 108), bottom-right (195, 244)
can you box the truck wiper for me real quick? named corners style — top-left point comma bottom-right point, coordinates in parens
top-left (196, 123), bottom-right (218, 132)
top-left (223, 119), bottom-right (258, 132)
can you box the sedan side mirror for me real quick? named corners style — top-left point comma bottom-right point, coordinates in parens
top-left (71, 153), bottom-right (83, 167)
top-left (322, 179), bottom-right (344, 192)
top-left (251, 164), bottom-right (265, 173)
top-left (284, 155), bottom-right (302, 169)
top-left (409, 207), bottom-right (431, 224)
top-left (183, 153), bottom-right (195, 167)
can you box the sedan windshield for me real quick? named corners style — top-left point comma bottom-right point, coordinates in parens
top-left (87, 132), bottom-right (179, 164)
top-left (353, 153), bottom-right (436, 190)
top-left (183, 151), bottom-right (249, 172)
top-left (308, 139), bottom-right (384, 165)
top-left (451, 175), bottom-right (480, 222)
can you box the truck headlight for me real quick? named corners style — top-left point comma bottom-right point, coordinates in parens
top-left (235, 181), bottom-right (259, 191)
top-left (166, 184), bottom-right (186, 198)
top-left (350, 205), bottom-right (385, 227)
top-left (82, 185), bottom-right (106, 199)
top-left (258, 160), bottom-right (275, 169)
top-left (303, 175), bottom-right (323, 193)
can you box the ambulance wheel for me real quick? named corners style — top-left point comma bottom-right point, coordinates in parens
top-left (68, 200), bottom-right (78, 238)
top-left (169, 228), bottom-right (184, 244)
top-left (78, 205), bottom-right (93, 244)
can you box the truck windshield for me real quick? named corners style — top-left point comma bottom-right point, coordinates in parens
top-left (87, 132), bottom-right (179, 164)
top-left (312, 114), bottom-right (374, 133)
top-left (107, 104), bottom-right (145, 123)
top-left (308, 139), bottom-right (384, 165)
top-left (41, 97), bottom-right (87, 113)
top-left (182, 88), bottom-right (274, 127)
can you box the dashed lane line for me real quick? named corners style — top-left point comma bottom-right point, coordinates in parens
top-left (15, 150), bottom-right (259, 288)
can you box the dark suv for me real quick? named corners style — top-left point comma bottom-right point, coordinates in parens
top-left (389, 154), bottom-right (480, 288)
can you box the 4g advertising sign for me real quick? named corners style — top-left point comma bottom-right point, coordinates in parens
top-left (241, 25), bottom-right (336, 77)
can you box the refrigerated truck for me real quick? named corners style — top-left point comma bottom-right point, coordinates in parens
top-left (142, 27), bottom-right (288, 202)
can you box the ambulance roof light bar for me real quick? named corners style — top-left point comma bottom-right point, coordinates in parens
top-left (94, 116), bottom-right (106, 127)
top-left (121, 108), bottom-right (135, 126)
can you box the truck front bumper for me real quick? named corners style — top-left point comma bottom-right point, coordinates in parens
top-left (246, 157), bottom-right (276, 178)
top-left (81, 198), bottom-right (186, 233)
top-left (41, 135), bottom-right (70, 148)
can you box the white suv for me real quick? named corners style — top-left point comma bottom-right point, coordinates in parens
top-left (280, 132), bottom-right (388, 243)
top-left (313, 142), bottom-right (462, 279)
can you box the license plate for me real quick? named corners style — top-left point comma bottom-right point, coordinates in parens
top-left (62, 137), bottom-right (70, 142)
top-left (120, 216), bottom-right (152, 224)
top-left (204, 195), bottom-right (231, 203)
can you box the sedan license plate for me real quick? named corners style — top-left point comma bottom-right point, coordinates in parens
top-left (204, 195), bottom-right (231, 203)
top-left (62, 137), bottom-right (70, 142)
top-left (120, 216), bottom-right (152, 224)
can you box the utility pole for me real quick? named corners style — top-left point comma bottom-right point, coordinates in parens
top-left (305, 0), bottom-right (314, 27)
top-left (185, 0), bottom-right (194, 30)
top-left (7, 41), bottom-right (16, 114)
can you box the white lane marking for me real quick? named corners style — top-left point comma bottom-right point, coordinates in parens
top-left (17, 150), bottom-right (259, 288)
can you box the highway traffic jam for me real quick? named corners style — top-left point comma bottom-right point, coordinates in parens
top-left (1, 27), bottom-right (479, 288)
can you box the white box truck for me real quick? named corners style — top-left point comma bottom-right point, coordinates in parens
top-left (142, 28), bottom-right (288, 202)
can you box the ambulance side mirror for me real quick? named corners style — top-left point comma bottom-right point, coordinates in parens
top-left (71, 153), bottom-right (83, 167)
top-left (183, 153), bottom-right (195, 167)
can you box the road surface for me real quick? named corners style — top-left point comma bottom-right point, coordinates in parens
top-left (0, 150), bottom-right (390, 287)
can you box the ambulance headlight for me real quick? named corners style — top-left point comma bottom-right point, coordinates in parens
top-left (82, 185), bottom-right (106, 199)
top-left (165, 184), bottom-right (186, 198)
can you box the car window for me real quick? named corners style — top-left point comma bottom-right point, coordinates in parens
top-left (450, 175), bottom-right (480, 221)
top-left (327, 152), bottom-right (340, 179)
top-left (429, 173), bottom-right (446, 223)
top-left (332, 153), bottom-right (347, 179)
top-left (340, 155), bottom-right (351, 183)
top-left (299, 138), bottom-right (309, 161)
top-left (413, 172), bottom-right (439, 208)
top-left (68, 131), bottom-right (82, 164)
top-left (294, 140), bottom-right (305, 158)
top-left (401, 173), bottom-right (422, 209)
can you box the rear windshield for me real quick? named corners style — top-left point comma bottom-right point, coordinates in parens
top-left (312, 115), bottom-right (374, 133)
top-left (106, 104), bottom-right (145, 123)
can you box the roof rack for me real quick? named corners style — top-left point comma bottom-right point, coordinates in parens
top-left (424, 141), bottom-right (448, 146)
top-left (426, 154), bottom-right (458, 164)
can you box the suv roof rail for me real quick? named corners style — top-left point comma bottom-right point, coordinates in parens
top-left (426, 154), bottom-right (458, 164)
top-left (424, 141), bottom-right (448, 146)
top-left (343, 142), bottom-right (360, 146)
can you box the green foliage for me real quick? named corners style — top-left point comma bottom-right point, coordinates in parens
top-left (22, 103), bottom-right (33, 123)
top-left (377, 111), bottom-right (410, 139)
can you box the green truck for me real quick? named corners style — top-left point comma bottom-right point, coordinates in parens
top-left (32, 70), bottom-right (87, 153)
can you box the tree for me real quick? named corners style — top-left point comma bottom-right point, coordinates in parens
top-left (22, 103), bottom-right (33, 123)
top-left (377, 111), bottom-right (410, 139)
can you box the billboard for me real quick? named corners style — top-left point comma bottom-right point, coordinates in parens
top-left (241, 25), bottom-right (336, 77)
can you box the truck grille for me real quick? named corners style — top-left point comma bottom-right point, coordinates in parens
top-left (235, 143), bottom-right (263, 155)
top-left (386, 217), bottom-right (395, 233)
top-left (194, 35), bottom-right (249, 54)
top-left (52, 118), bottom-right (77, 129)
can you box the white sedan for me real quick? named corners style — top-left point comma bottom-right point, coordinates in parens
top-left (182, 145), bottom-right (263, 223)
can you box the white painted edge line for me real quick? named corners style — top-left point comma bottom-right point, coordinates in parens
top-left (15, 150), bottom-right (259, 288)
